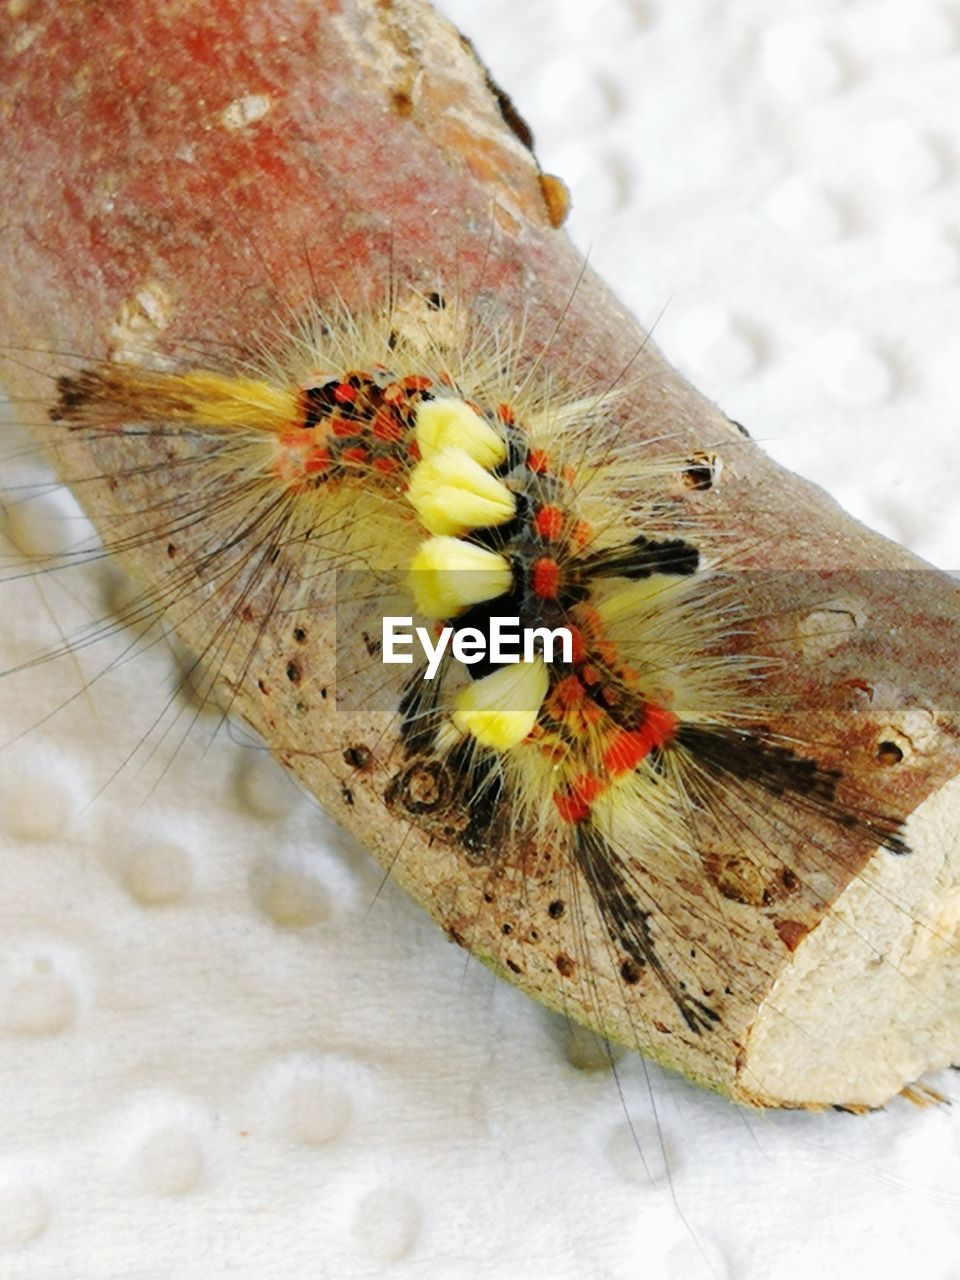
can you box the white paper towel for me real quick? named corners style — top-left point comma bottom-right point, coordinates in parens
top-left (1, 1), bottom-right (958, 1277)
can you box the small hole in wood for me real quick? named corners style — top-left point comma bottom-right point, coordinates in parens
top-left (682, 452), bottom-right (718, 490)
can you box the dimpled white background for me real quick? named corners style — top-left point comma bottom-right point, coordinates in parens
top-left (1, 1), bottom-right (959, 1277)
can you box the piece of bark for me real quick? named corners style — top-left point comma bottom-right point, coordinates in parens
top-left (1, 0), bottom-right (958, 1107)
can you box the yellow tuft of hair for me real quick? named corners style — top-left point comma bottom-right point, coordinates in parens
top-left (176, 372), bottom-right (300, 430)
top-left (51, 365), bottom-right (301, 433)
top-left (406, 448), bottom-right (516, 536)
top-left (407, 536), bottom-right (513, 618)
top-left (452, 659), bottom-right (549, 751)
top-left (415, 398), bottom-right (507, 470)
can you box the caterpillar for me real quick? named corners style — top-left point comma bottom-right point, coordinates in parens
top-left (7, 287), bottom-right (924, 1086)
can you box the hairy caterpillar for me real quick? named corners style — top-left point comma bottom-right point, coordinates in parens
top-left (1, 283), bottom-right (946, 1099)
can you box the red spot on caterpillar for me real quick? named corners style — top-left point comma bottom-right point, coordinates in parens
top-left (341, 445), bottom-right (368, 465)
top-left (403, 374), bottom-right (433, 392)
top-left (334, 382), bottom-right (357, 404)
top-left (553, 675), bottom-right (585, 707)
top-left (332, 418), bottom-right (356, 437)
top-left (279, 428), bottom-right (310, 448)
top-left (553, 773), bottom-right (604, 824)
top-left (602, 707), bottom-right (678, 777)
top-left (497, 403), bottom-right (515, 425)
top-left (553, 792), bottom-right (590, 824)
top-left (527, 448), bottom-right (549, 474)
top-left (304, 448), bottom-right (330, 474)
top-left (603, 730), bottom-right (652, 776)
top-left (575, 774), bottom-right (603, 803)
top-left (532, 557), bottom-right (560, 599)
top-left (572, 520), bottom-right (592, 547)
top-left (553, 707), bottom-right (678, 823)
top-left (642, 703), bottom-right (679, 746)
top-left (373, 456), bottom-right (399, 475)
top-left (534, 505), bottom-right (564, 540)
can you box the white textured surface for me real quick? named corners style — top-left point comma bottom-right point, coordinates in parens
top-left (2, 1), bottom-right (960, 1277)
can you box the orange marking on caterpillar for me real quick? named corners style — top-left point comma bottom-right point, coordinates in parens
top-left (532, 557), bottom-right (560, 599)
top-left (553, 772), bottom-right (604, 824)
top-left (602, 707), bottom-right (678, 777)
top-left (534, 505), bottom-right (564, 540)
top-left (553, 674), bottom-right (585, 707)
top-left (553, 791), bottom-right (590, 824)
top-left (603, 730), bottom-right (651, 777)
top-left (304, 448), bottom-right (331, 474)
